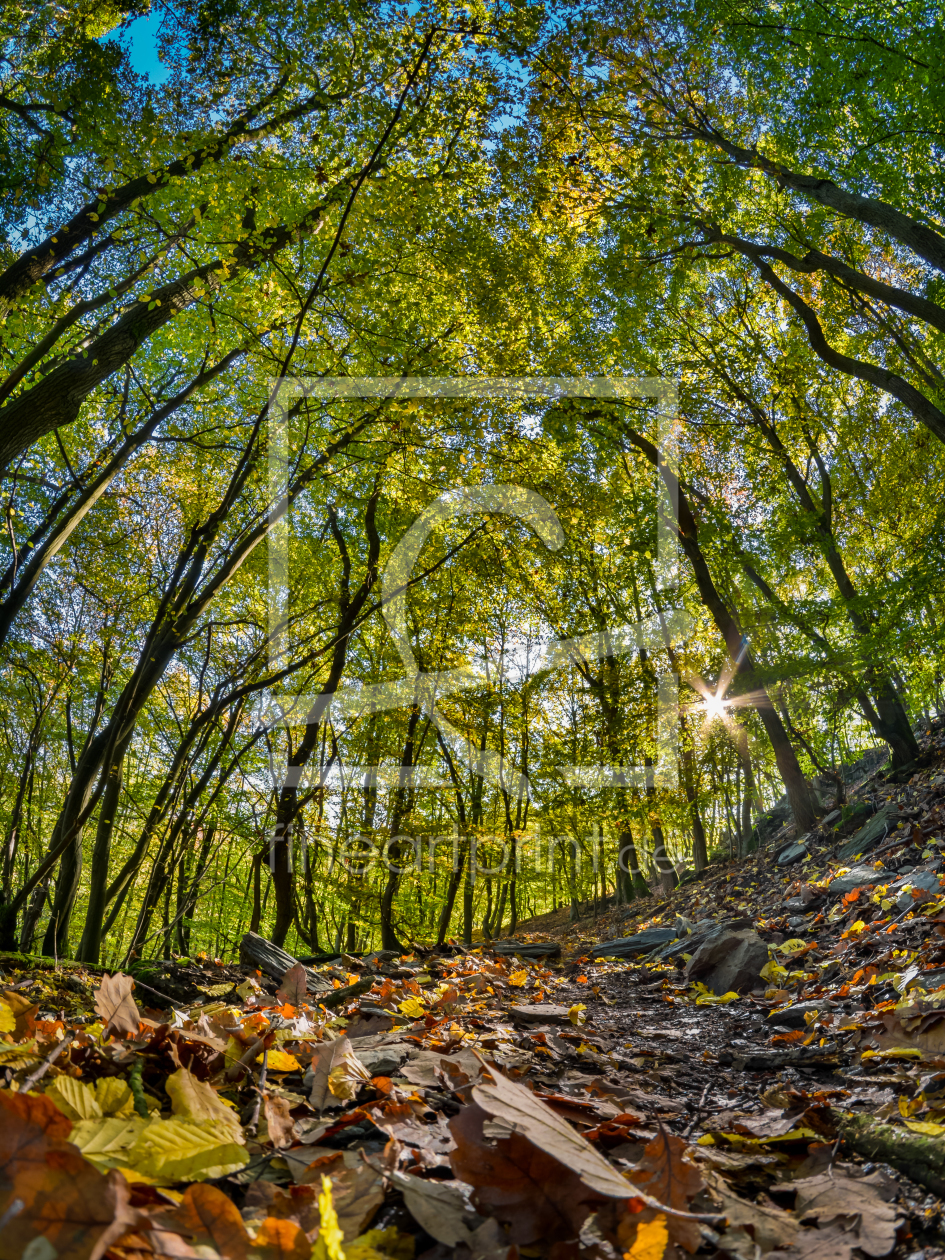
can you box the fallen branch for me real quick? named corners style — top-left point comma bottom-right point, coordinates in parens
top-left (316, 976), bottom-right (374, 1009)
top-left (831, 1108), bottom-right (945, 1196)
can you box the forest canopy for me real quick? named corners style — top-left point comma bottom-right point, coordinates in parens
top-left (0, 0), bottom-right (942, 967)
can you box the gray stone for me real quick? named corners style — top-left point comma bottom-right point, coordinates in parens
top-left (836, 803), bottom-right (900, 861)
top-left (685, 928), bottom-right (769, 995)
top-left (821, 809), bottom-right (842, 828)
top-left (777, 841), bottom-right (809, 866)
top-left (893, 868), bottom-right (943, 911)
top-left (508, 1004), bottom-right (571, 1025)
top-left (357, 1045), bottom-right (410, 1075)
top-left (588, 927), bottom-right (677, 958)
top-left (767, 999), bottom-right (836, 1030)
top-left (655, 917), bottom-right (753, 961)
top-left (829, 866), bottom-right (879, 896)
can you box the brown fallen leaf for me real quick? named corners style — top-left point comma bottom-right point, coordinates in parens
top-left (263, 1094), bottom-right (296, 1149)
top-left (392, 1171), bottom-right (484, 1247)
top-left (705, 1169), bottom-right (798, 1253)
top-left (788, 1171), bottom-right (899, 1258)
top-left (0, 1090), bottom-right (136, 1260)
top-left (450, 1100), bottom-right (619, 1246)
top-left (0, 1089), bottom-right (75, 1140)
top-left (93, 973), bottom-right (141, 1039)
top-left (276, 963), bottom-right (309, 1008)
top-left (401, 1047), bottom-right (484, 1088)
top-left (471, 1061), bottom-right (632, 1199)
top-left (168, 1183), bottom-right (250, 1260)
top-left (626, 1130), bottom-right (706, 1253)
top-left (307, 1037), bottom-right (369, 1110)
top-left (767, 1224), bottom-right (855, 1260)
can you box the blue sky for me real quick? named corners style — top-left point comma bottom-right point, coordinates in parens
top-left (104, 10), bottom-right (170, 84)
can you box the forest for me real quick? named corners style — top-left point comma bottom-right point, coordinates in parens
top-left (0, 0), bottom-right (941, 971)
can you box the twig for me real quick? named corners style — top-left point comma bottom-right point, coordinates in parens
top-left (248, 1044), bottom-right (268, 1137)
top-left (21, 1031), bottom-right (74, 1092)
top-left (225, 1034), bottom-right (266, 1081)
top-left (683, 1082), bottom-right (711, 1138)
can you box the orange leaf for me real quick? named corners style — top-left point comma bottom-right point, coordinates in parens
top-left (0, 1090), bottom-right (73, 1139)
top-left (771, 1030), bottom-right (806, 1045)
top-left (252, 1216), bottom-right (310, 1260)
top-left (169, 1183), bottom-right (250, 1260)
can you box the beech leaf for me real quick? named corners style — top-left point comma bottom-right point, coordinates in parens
top-left (92, 972), bottom-right (141, 1038)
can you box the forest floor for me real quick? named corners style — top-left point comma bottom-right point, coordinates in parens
top-left (3, 721), bottom-right (945, 1258)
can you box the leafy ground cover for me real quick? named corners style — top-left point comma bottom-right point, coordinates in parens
top-left (3, 730), bottom-right (945, 1259)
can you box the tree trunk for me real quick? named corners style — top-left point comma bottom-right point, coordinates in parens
top-left (619, 421), bottom-right (818, 831)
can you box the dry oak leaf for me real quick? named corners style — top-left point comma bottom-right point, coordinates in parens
top-left (93, 972), bottom-right (141, 1038)
top-left (449, 1101), bottom-right (618, 1246)
top-left (471, 1061), bottom-right (631, 1198)
top-left (704, 1170), bottom-right (798, 1254)
top-left (0, 1090), bottom-right (136, 1260)
top-left (626, 1131), bottom-right (706, 1254)
top-left (789, 1172), bottom-right (899, 1258)
top-left (276, 962), bottom-right (309, 1008)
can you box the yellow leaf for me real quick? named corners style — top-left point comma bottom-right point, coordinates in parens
top-left (348, 1229), bottom-right (415, 1260)
top-left (0, 1040), bottom-right (38, 1066)
top-left (695, 1134), bottom-right (715, 1145)
top-left (508, 970), bottom-right (528, 987)
top-left (624, 1213), bottom-right (668, 1260)
top-left (94, 1077), bottom-right (135, 1117)
top-left (398, 997), bottom-right (426, 1019)
top-left (199, 983), bottom-right (234, 998)
top-left (776, 939), bottom-right (809, 955)
top-left (695, 990), bottom-right (740, 1005)
top-left (862, 1048), bottom-right (922, 1061)
top-left (568, 1003), bottom-right (587, 1026)
top-left (900, 1094), bottom-right (924, 1118)
top-left (0, 999), bottom-right (14, 1034)
top-left (46, 1076), bottom-right (103, 1121)
top-left (127, 1117), bottom-right (248, 1182)
top-left (70, 1116), bottom-right (147, 1170)
top-left (760, 961), bottom-right (788, 982)
top-left (312, 1175), bottom-right (347, 1260)
top-left (905, 1120), bottom-right (945, 1136)
top-left (259, 1048), bottom-right (301, 1072)
top-left (166, 1067), bottom-right (242, 1143)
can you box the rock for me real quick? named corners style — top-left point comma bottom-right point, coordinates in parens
top-left (821, 809), bottom-right (842, 828)
top-left (655, 917), bottom-right (754, 961)
top-left (493, 940), bottom-right (561, 959)
top-left (588, 927), bottom-right (677, 958)
top-left (777, 841), bottom-right (809, 866)
top-left (783, 896), bottom-right (823, 913)
top-left (508, 1004), bottom-right (571, 1025)
top-left (767, 999), bottom-right (836, 1029)
top-left (829, 866), bottom-right (879, 896)
top-left (685, 928), bottom-right (769, 995)
top-left (357, 1045), bottom-right (410, 1075)
top-left (893, 868), bottom-right (943, 910)
top-left (836, 803), bottom-right (901, 861)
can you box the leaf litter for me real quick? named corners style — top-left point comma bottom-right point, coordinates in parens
top-left (3, 728), bottom-right (945, 1257)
